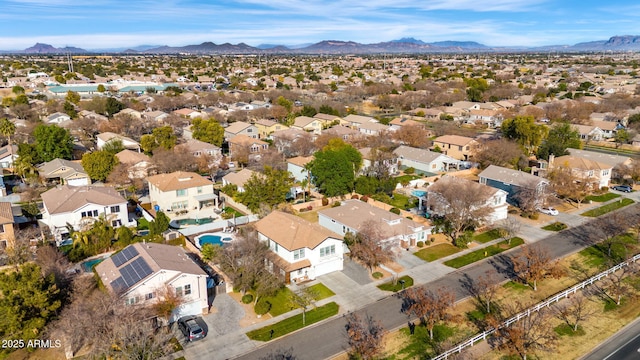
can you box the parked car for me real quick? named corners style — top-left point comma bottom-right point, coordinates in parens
top-left (538, 207), bottom-right (559, 216)
top-left (177, 316), bottom-right (206, 342)
top-left (612, 185), bottom-right (632, 193)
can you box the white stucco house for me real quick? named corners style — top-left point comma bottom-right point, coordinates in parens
top-left (146, 171), bottom-right (216, 213)
top-left (96, 132), bottom-right (141, 152)
top-left (40, 185), bottom-right (133, 244)
top-left (286, 156), bottom-right (314, 183)
top-left (95, 242), bottom-right (209, 322)
top-left (318, 199), bottom-right (431, 248)
top-left (393, 145), bottom-right (460, 175)
top-left (254, 211), bottom-right (344, 284)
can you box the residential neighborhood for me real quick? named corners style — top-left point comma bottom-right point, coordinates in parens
top-left (1, 51), bottom-right (640, 360)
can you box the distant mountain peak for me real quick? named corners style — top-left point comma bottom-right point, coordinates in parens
top-left (391, 37), bottom-right (426, 44)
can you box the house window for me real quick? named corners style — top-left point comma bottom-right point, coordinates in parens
top-left (145, 292), bottom-right (154, 300)
top-left (320, 245), bottom-right (336, 257)
top-left (342, 226), bottom-right (346, 233)
top-left (126, 297), bottom-right (137, 305)
top-left (175, 286), bottom-right (183, 297)
top-left (112, 219), bottom-right (122, 227)
top-left (293, 248), bottom-right (305, 260)
top-left (81, 210), bottom-right (99, 218)
top-left (603, 170), bottom-right (609, 176)
top-left (0, 224), bottom-right (4, 234)
top-left (197, 187), bottom-right (203, 194)
top-left (184, 284), bottom-right (191, 296)
top-left (247, 128), bottom-right (252, 133)
top-left (0, 240), bottom-right (6, 249)
top-left (176, 189), bottom-right (187, 197)
top-left (110, 205), bottom-right (120, 213)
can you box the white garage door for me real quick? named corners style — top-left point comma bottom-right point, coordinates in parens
top-left (170, 300), bottom-right (202, 323)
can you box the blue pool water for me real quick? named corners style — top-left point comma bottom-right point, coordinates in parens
top-left (412, 190), bottom-right (427, 197)
top-left (82, 257), bottom-right (106, 272)
top-left (196, 233), bottom-right (234, 248)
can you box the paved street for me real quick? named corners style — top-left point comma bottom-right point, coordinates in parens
top-left (581, 317), bottom-right (640, 360)
top-left (180, 193), bottom-right (640, 360)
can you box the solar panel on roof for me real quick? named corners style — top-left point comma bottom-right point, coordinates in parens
top-left (120, 257), bottom-right (153, 288)
top-left (110, 277), bottom-right (127, 294)
top-left (112, 246), bottom-right (139, 267)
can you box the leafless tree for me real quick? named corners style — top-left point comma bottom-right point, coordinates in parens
top-left (402, 286), bottom-right (455, 339)
top-left (348, 220), bottom-right (395, 273)
top-left (552, 293), bottom-right (595, 332)
top-left (487, 303), bottom-right (558, 360)
top-left (512, 180), bottom-right (546, 214)
top-left (427, 176), bottom-right (495, 245)
top-left (392, 124), bottom-right (433, 149)
top-left (587, 211), bottom-right (630, 259)
top-left (512, 244), bottom-right (565, 291)
top-left (463, 271), bottom-right (502, 314)
top-left (472, 138), bottom-right (524, 169)
top-left (289, 286), bottom-right (319, 326)
top-left (547, 166), bottom-right (596, 208)
top-left (152, 147), bottom-right (199, 173)
top-left (345, 312), bottom-right (386, 360)
top-left (500, 217), bottom-right (522, 245)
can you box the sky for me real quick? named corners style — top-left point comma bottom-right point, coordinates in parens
top-left (2, 0), bottom-right (640, 50)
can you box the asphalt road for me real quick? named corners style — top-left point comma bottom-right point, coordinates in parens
top-left (234, 203), bottom-right (640, 360)
top-left (581, 317), bottom-right (640, 360)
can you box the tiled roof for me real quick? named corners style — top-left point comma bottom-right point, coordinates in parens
top-left (254, 211), bottom-right (342, 251)
top-left (41, 185), bottom-right (126, 214)
top-left (146, 171), bottom-right (213, 192)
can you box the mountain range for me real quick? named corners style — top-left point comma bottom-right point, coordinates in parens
top-left (7, 35), bottom-right (640, 55)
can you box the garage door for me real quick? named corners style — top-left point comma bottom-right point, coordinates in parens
top-left (170, 300), bottom-right (202, 323)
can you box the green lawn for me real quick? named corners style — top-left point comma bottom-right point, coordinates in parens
top-left (306, 283), bottom-right (335, 300)
top-left (377, 275), bottom-right (414, 292)
top-left (223, 206), bottom-right (245, 217)
top-left (444, 237), bottom-right (525, 269)
top-left (578, 233), bottom-right (637, 266)
top-left (414, 243), bottom-right (461, 262)
top-left (137, 218), bottom-right (149, 230)
top-left (389, 193), bottom-right (413, 209)
top-left (473, 229), bottom-right (504, 244)
top-left (585, 193), bottom-right (621, 202)
top-left (394, 174), bottom-right (421, 185)
top-left (246, 302), bottom-right (339, 341)
top-left (542, 222), bottom-right (568, 231)
top-left (581, 198), bottom-right (635, 217)
top-left (256, 287), bottom-right (297, 317)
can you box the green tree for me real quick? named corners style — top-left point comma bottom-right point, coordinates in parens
top-left (141, 126), bottom-right (176, 154)
top-left (97, 84), bottom-right (106, 93)
top-left (63, 101), bottom-right (77, 119)
top-left (0, 263), bottom-right (62, 354)
top-left (191, 118), bottom-right (224, 146)
top-left (237, 166), bottom-right (294, 212)
top-left (299, 105), bottom-right (317, 117)
top-left (0, 118), bottom-right (16, 146)
top-left (82, 150), bottom-right (118, 181)
top-left (276, 96), bottom-right (293, 112)
top-left (536, 122), bottom-right (582, 160)
top-left (11, 85), bottom-right (25, 95)
top-left (101, 138), bottom-right (125, 154)
top-left (65, 90), bottom-right (81, 105)
top-left (501, 116), bottom-right (549, 154)
top-left (310, 139), bottom-right (362, 197)
top-left (32, 124), bottom-right (74, 162)
top-left (149, 211), bottom-right (170, 236)
top-left (105, 97), bottom-right (124, 117)
top-left (614, 129), bottom-right (631, 148)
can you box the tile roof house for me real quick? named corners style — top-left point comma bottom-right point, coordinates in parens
top-left (394, 145), bottom-right (460, 175)
top-left (95, 242), bottom-right (208, 321)
top-left (172, 108), bottom-right (202, 119)
top-left (0, 202), bottom-right (15, 250)
top-left (254, 211), bottom-right (344, 284)
top-left (228, 134), bottom-right (268, 160)
top-left (96, 132), bottom-right (141, 152)
top-left (224, 121), bottom-right (258, 140)
top-left (359, 147), bottom-right (398, 176)
top-left (46, 112), bottom-right (71, 124)
top-left (432, 135), bottom-right (479, 161)
top-left (147, 171), bottom-right (216, 213)
top-left (358, 121), bottom-right (391, 136)
top-left (180, 139), bottom-right (222, 158)
top-left (343, 114), bottom-right (378, 129)
top-left (318, 199), bottom-right (431, 248)
top-left (255, 119), bottom-right (288, 139)
top-left (549, 154), bottom-right (612, 189)
top-left (321, 125), bottom-right (360, 141)
top-left (0, 144), bottom-right (18, 171)
top-left (425, 175), bottom-right (508, 224)
top-left (143, 110), bottom-right (169, 122)
top-left (573, 124), bottom-right (605, 141)
top-left (478, 165), bottom-right (549, 206)
top-left (287, 156), bottom-right (314, 183)
top-left (221, 168), bottom-right (257, 193)
top-left (313, 113), bottom-right (346, 127)
top-left (567, 149), bottom-right (632, 176)
top-left (41, 185), bottom-right (132, 243)
top-left (291, 116), bottom-right (324, 134)
top-left (37, 158), bottom-right (90, 186)
top-left (115, 150), bottom-right (153, 179)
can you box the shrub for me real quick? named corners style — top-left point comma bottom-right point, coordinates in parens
top-left (405, 167), bottom-right (415, 175)
top-left (417, 241), bottom-right (424, 248)
top-left (255, 300), bottom-right (271, 315)
top-left (332, 201), bottom-right (341, 208)
top-left (351, 194), bottom-right (359, 200)
top-left (529, 213), bottom-right (539, 220)
top-left (508, 209), bottom-right (519, 214)
top-left (321, 198), bottom-right (329, 206)
top-left (430, 237), bottom-right (436, 243)
top-left (372, 272), bottom-right (383, 279)
top-left (406, 216), bottom-right (413, 220)
top-left (361, 195), bottom-right (369, 202)
top-left (242, 294), bottom-right (254, 304)
top-left (390, 207), bottom-right (401, 215)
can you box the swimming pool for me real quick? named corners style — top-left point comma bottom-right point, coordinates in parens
top-left (412, 190), bottom-right (427, 197)
top-left (82, 257), bottom-right (106, 272)
top-left (195, 232), bottom-right (235, 249)
top-left (171, 217), bottom-right (215, 228)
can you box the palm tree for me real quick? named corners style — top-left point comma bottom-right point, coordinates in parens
top-left (12, 155), bottom-right (37, 182)
top-left (0, 118), bottom-right (16, 146)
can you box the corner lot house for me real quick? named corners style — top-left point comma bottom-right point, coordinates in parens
top-left (95, 242), bottom-right (208, 321)
top-left (254, 211), bottom-right (344, 284)
top-left (478, 165), bottom-right (549, 205)
top-left (147, 171), bottom-right (216, 213)
top-left (318, 199), bottom-right (430, 248)
top-left (550, 155), bottom-right (612, 189)
top-left (40, 185), bottom-right (132, 243)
